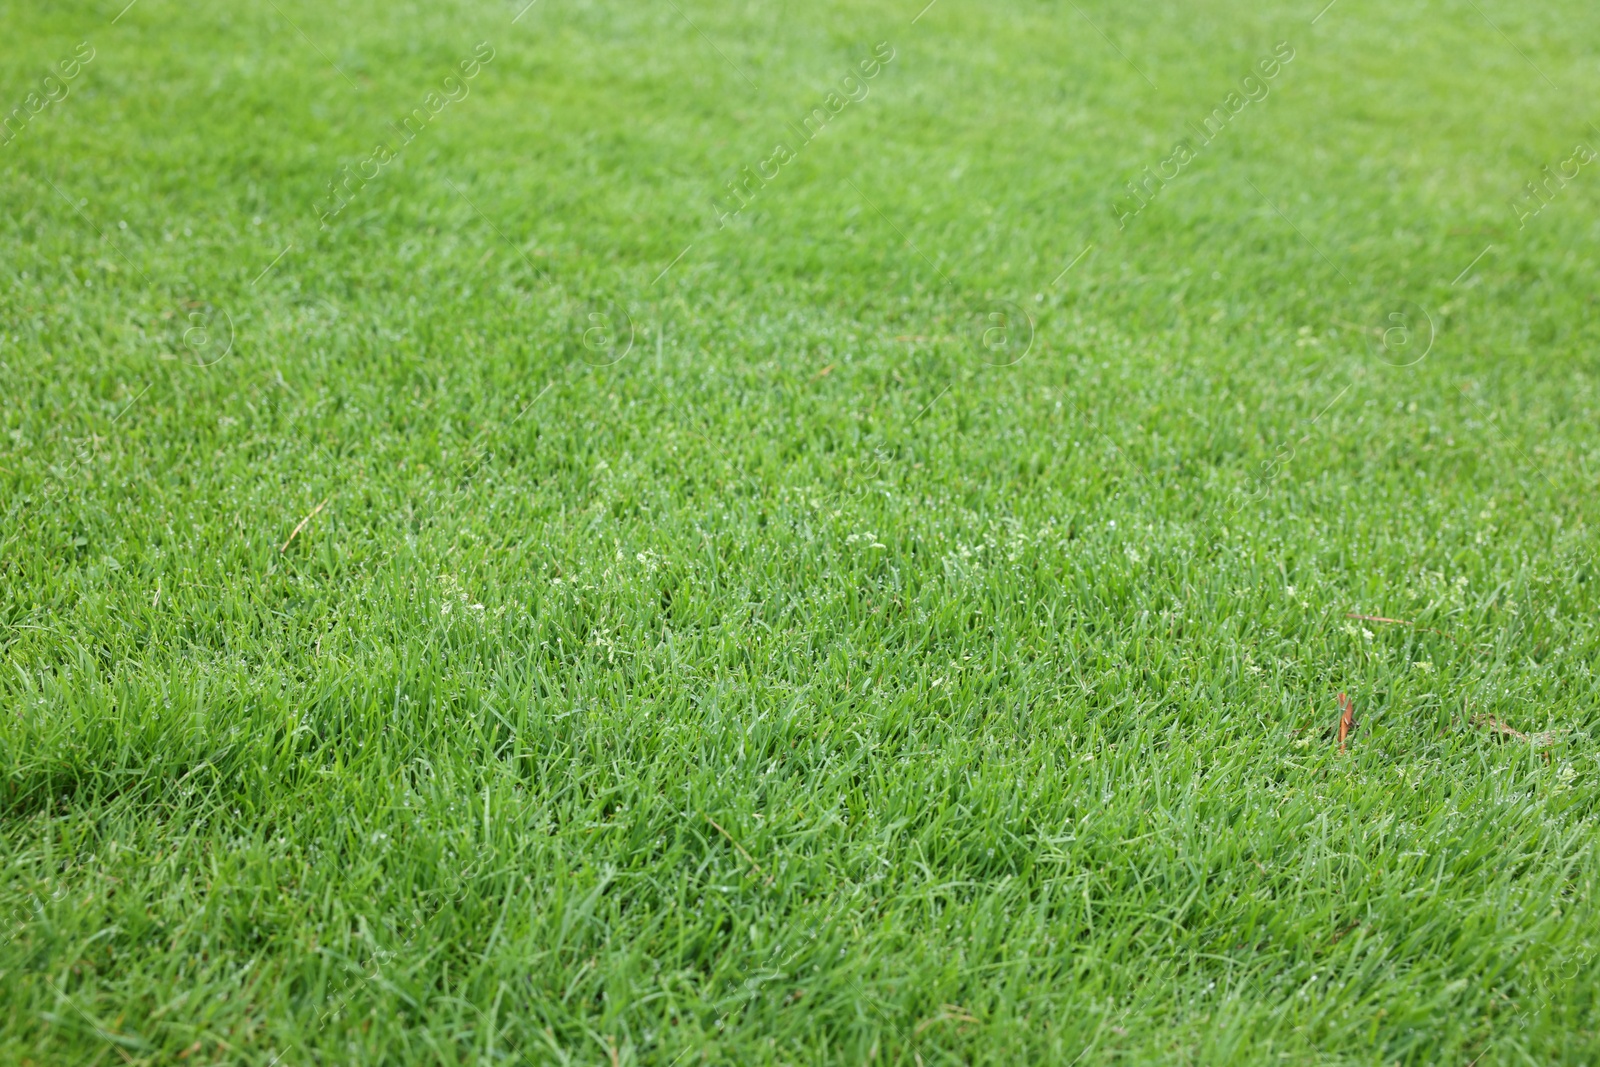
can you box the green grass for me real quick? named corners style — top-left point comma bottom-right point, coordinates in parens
top-left (3, 0), bottom-right (1599, 1062)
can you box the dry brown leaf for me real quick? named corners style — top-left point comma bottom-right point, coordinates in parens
top-left (1337, 692), bottom-right (1355, 751)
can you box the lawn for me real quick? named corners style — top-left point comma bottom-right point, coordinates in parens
top-left (2, 0), bottom-right (1598, 1062)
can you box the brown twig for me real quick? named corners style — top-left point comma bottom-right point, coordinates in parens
top-left (1471, 713), bottom-right (1562, 748)
top-left (1337, 692), bottom-right (1355, 751)
top-left (280, 497), bottom-right (329, 553)
top-left (914, 1004), bottom-right (981, 1036)
top-left (707, 817), bottom-right (774, 886)
top-left (1344, 612), bottom-right (1472, 651)
top-left (1328, 920), bottom-right (1361, 947)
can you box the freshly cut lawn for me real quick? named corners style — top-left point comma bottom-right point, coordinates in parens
top-left (2, 0), bottom-right (1598, 1062)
